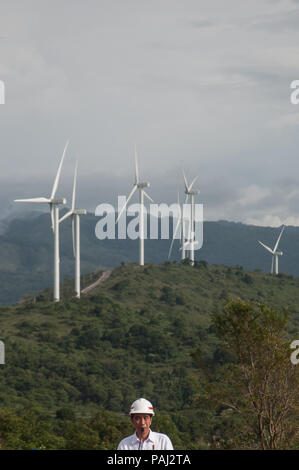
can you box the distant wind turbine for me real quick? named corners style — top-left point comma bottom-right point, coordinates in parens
top-left (183, 170), bottom-right (201, 265)
top-left (116, 145), bottom-right (153, 266)
top-left (169, 170), bottom-right (200, 264)
top-left (258, 225), bottom-right (285, 275)
top-left (59, 160), bottom-right (87, 298)
top-left (14, 141), bottom-right (69, 301)
top-left (168, 190), bottom-right (188, 261)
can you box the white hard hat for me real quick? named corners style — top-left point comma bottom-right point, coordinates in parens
top-left (129, 398), bottom-right (155, 416)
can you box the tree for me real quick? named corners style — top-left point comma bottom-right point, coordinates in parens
top-left (211, 299), bottom-right (298, 449)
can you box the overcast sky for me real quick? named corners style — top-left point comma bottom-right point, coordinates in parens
top-left (1, 0), bottom-right (299, 226)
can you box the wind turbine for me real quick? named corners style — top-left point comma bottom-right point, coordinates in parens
top-left (59, 160), bottom-right (87, 298)
top-left (116, 145), bottom-right (153, 266)
top-left (14, 141), bottom-right (69, 302)
top-left (258, 225), bottom-right (285, 275)
top-left (169, 170), bottom-right (200, 264)
top-left (183, 171), bottom-right (201, 265)
top-left (168, 190), bottom-right (187, 261)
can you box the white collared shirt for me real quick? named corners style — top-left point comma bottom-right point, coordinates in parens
top-left (117, 429), bottom-right (173, 450)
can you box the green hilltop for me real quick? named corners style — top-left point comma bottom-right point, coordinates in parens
top-left (2, 211), bottom-right (299, 305)
top-left (0, 261), bottom-right (298, 449)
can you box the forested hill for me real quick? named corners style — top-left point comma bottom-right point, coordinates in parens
top-left (0, 262), bottom-right (297, 449)
top-left (1, 210), bottom-right (299, 304)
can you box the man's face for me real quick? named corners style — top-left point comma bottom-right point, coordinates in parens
top-left (130, 413), bottom-right (152, 437)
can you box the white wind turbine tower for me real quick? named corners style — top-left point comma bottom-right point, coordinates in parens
top-left (116, 146), bottom-right (153, 266)
top-left (59, 161), bottom-right (87, 298)
top-left (14, 141), bottom-right (69, 302)
top-left (258, 225), bottom-right (285, 275)
top-left (182, 170), bottom-right (201, 265)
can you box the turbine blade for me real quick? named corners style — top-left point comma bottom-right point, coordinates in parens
top-left (273, 225), bottom-right (285, 253)
top-left (189, 175), bottom-right (199, 191)
top-left (14, 197), bottom-right (51, 203)
top-left (116, 185), bottom-right (137, 224)
top-left (168, 238), bottom-right (175, 259)
top-left (181, 193), bottom-right (191, 239)
top-left (168, 217), bottom-right (181, 259)
top-left (72, 160), bottom-right (78, 211)
top-left (180, 196), bottom-right (185, 238)
top-left (258, 240), bottom-right (274, 255)
top-left (187, 212), bottom-right (192, 242)
top-left (50, 204), bottom-right (54, 232)
top-left (143, 190), bottom-right (154, 203)
top-left (271, 256), bottom-right (274, 274)
top-left (182, 169), bottom-right (189, 192)
top-left (134, 144), bottom-right (139, 184)
top-left (50, 140), bottom-right (69, 199)
top-left (72, 215), bottom-right (76, 258)
top-left (168, 195), bottom-right (183, 259)
top-left (59, 210), bottom-right (73, 223)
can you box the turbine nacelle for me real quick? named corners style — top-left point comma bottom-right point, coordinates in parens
top-left (137, 182), bottom-right (150, 189)
top-left (51, 198), bottom-right (67, 205)
top-left (183, 170), bottom-right (200, 195)
top-left (74, 209), bottom-right (87, 215)
top-left (186, 189), bottom-right (200, 196)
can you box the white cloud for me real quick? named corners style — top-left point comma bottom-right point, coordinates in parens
top-left (238, 185), bottom-right (271, 206)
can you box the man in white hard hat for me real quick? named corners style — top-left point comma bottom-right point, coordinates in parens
top-left (117, 398), bottom-right (174, 450)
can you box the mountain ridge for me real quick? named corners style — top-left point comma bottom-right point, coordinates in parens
top-left (0, 210), bottom-right (297, 304)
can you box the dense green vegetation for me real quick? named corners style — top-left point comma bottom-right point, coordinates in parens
top-left (0, 261), bottom-right (298, 449)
